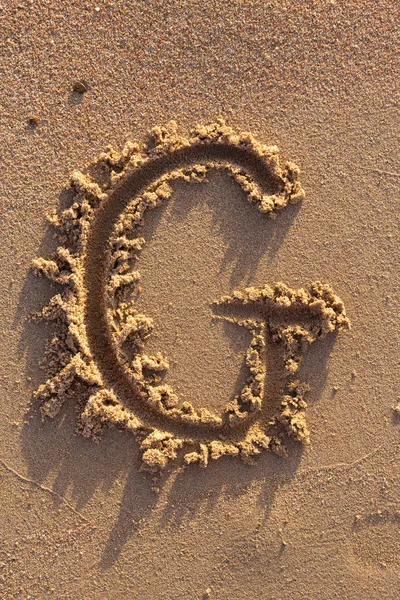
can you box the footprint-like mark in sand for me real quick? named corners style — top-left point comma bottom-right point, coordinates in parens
top-left (33, 120), bottom-right (349, 471)
top-left (351, 510), bottom-right (400, 570)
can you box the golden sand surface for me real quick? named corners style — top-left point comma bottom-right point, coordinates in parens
top-left (0, 1), bottom-right (399, 598)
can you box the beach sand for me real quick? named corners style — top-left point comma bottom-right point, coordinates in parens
top-left (0, 1), bottom-right (399, 598)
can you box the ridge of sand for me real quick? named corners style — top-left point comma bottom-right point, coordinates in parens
top-left (32, 120), bottom-right (349, 471)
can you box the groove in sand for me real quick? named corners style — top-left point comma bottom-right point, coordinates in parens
top-left (32, 120), bottom-right (349, 471)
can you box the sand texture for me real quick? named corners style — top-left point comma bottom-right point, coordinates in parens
top-left (0, 1), bottom-right (399, 598)
top-left (32, 120), bottom-right (349, 471)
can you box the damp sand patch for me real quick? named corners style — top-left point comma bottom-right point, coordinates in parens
top-left (32, 120), bottom-right (349, 471)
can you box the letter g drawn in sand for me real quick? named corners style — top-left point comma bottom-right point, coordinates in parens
top-left (33, 120), bottom-right (349, 471)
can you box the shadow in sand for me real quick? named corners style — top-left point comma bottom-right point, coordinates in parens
top-left (17, 140), bottom-right (342, 567)
top-left (158, 319), bottom-right (303, 530)
top-left (142, 168), bottom-right (301, 289)
top-left (16, 240), bottom-right (158, 513)
top-left (160, 443), bottom-right (303, 530)
top-left (68, 91), bottom-right (86, 106)
top-left (392, 413), bottom-right (400, 427)
top-left (300, 331), bottom-right (339, 407)
top-left (16, 198), bottom-right (160, 567)
top-left (98, 455), bottom-right (160, 569)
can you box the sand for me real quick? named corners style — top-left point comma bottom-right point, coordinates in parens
top-left (1, 1), bottom-right (399, 598)
top-left (33, 120), bottom-right (350, 470)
